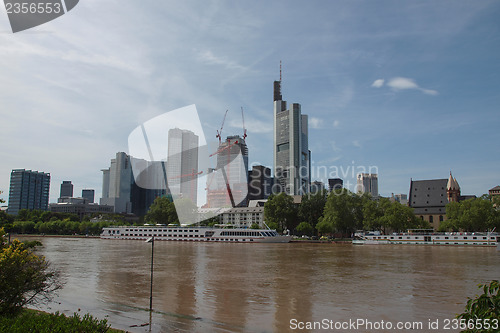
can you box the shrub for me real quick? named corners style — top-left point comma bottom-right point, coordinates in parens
top-left (0, 310), bottom-right (111, 333)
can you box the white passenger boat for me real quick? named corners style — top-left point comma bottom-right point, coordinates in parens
top-left (353, 230), bottom-right (499, 247)
top-left (101, 225), bottom-right (293, 243)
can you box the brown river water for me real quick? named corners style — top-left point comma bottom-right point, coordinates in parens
top-left (22, 237), bottom-right (500, 332)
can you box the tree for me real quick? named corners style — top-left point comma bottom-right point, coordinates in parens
top-left (381, 201), bottom-right (427, 232)
top-left (296, 221), bottom-right (313, 236)
top-left (264, 193), bottom-right (298, 232)
top-left (144, 196), bottom-right (179, 225)
top-left (457, 280), bottom-right (499, 333)
top-left (298, 190), bottom-right (327, 235)
top-left (362, 197), bottom-right (391, 232)
top-left (320, 189), bottom-right (363, 236)
top-left (0, 228), bottom-right (62, 316)
top-left (442, 197), bottom-right (500, 232)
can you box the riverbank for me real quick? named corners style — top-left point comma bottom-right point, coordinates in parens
top-left (9, 233), bottom-right (100, 239)
top-left (1, 309), bottom-right (126, 333)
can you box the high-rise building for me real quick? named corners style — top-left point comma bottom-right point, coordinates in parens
top-left (82, 189), bottom-right (95, 203)
top-left (310, 181), bottom-right (325, 194)
top-left (59, 181), bottom-right (73, 199)
top-left (100, 152), bottom-right (133, 214)
top-left (273, 78), bottom-right (310, 195)
top-left (8, 169), bottom-right (50, 215)
top-left (100, 152), bottom-right (164, 216)
top-left (248, 165), bottom-right (272, 200)
top-left (166, 128), bottom-right (199, 205)
top-left (328, 178), bottom-right (343, 192)
top-left (356, 173), bottom-right (378, 197)
top-left (206, 135), bottom-right (249, 207)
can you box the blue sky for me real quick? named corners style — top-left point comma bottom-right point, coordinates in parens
top-left (1, 0), bottom-right (499, 204)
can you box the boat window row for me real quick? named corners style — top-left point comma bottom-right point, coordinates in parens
top-left (221, 231), bottom-right (262, 236)
top-left (123, 234), bottom-right (204, 238)
top-left (371, 235), bottom-right (493, 240)
top-left (124, 229), bottom-right (199, 233)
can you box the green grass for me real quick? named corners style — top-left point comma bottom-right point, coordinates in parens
top-left (0, 309), bottom-right (124, 333)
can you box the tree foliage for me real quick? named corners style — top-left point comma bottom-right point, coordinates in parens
top-left (457, 280), bottom-right (500, 333)
top-left (264, 193), bottom-right (297, 232)
top-left (441, 197), bottom-right (500, 232)
top-left (144, 196), bottom-right (179, 225)
top-left (318, 189), bottom-right (365, 236)
top-left (298, 191), bottom-right (327, 235)
top-left (0, 228), bottom-right (62, 316)
top-left (296, 221), bottom-right (313, 236)
top-left (317, 189), bottom-right (428, 236)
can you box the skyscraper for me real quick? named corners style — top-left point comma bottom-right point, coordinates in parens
top-left (248, 165), bottom-right (272, 200)
top-left (100, 152), bottom-right (164, 215)
top-left (273, 78), bottom-right (310, 195)
top-left (328, 178), bottom-right (343, 192)
top-left (166, 128), bottom-right (199, 205)
top-left (82, 189), bottom-right (95, 203)
top-left (206, 135), bottom-right (249, 207)
top-left (100, 152), bottom-right (133, 214)
top-left (8, 169), bottom-right (50, 215)
top-left (356, 173), bottom-right (378, 197)
top-left (59, 180), bottom-right (73, 199)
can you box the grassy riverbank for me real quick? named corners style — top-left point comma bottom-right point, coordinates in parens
top-left (0, 309), bottom-right (125, 333)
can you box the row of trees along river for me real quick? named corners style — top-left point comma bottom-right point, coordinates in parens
top-left (264, 189), bottom-right (500, 236)
top-left (1, 189), bottom-right (499, 237)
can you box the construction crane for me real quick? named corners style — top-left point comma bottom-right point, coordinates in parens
top-left (241, 107), bottom-right (247, 140)
top-left (170, 169), bottom-right (203, 202)
top-left (207, 137), bottom-right (238, 208)
top-left (216, 110), bottom-right (228, 144)
top-left (209, 139), bottom-right (239, 157)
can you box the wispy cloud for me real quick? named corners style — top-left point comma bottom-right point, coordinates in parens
top-left (333, 120), bottom-right (340, 128)
top-left (371, 79), bottom-right (385, 88)
top-left (331, 141), bottom-right (341, 152)
top-left (228, 118), bottom-right (272, 134)
top-left (197, 50), bottom-right (247, 71)
top-left (372, 77), bottom-right (438, 95)
top-left (310, 117), bottom-right (323, 129)
top-left (352, 140), bottom-right (362, 148)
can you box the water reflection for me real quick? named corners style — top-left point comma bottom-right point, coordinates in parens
top-left (26, 237), bottom-right (500, 332)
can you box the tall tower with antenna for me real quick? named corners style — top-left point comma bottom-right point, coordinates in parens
top-left (273, 62), bottom-right (310, 195)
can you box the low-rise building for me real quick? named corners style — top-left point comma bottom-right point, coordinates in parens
top-left (49, 202), bottom-right (114, 220)
top-left (409, 172), bottom-right (474, 230)
top-left (489, 186), bottom-right (500, 199)
top-left (218, 206), bottom-right (265, 228)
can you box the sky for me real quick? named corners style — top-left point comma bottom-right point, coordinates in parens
top-left (1, 0), bottom-right (499, 205)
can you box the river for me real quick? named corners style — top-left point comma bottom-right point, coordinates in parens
top-left (24, 237), bottom-right (500, 332)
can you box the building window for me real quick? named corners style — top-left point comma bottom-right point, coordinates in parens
top-left (429, 216), bottom-right (434, 223)
top-left (439, 215), bottom-right (444, 222)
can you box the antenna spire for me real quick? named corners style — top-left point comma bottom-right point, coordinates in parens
top-left (280, 60), bottom-right (282, 81)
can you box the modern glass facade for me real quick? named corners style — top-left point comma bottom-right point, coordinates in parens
top-left (8, 169), bottom-right (50, 215)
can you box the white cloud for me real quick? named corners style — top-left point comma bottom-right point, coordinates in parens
top-left (198, 50), bottom-right (247, 71)
top-left (333, 120), bottom-right (340, 128)
top-left (353, 140), bottom-right (362, 148)
top-left (371, 79), bottom-right (385, 88)
top-left (310, 117), bottom-right (323, 129)
top-left (228, 118), bottom-right (272, 134)
top-left (331, 141), bottom-right (341, 152)
top-left (387, 77), bottom-right (438, 95)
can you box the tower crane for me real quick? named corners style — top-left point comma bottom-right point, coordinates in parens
top-left (241, 107), bottom-right (247, 140)
top-left (216, 110), bottom-right (228, 145)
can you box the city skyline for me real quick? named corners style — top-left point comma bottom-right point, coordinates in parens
top-left (1, 1), bottom-right (499, 204)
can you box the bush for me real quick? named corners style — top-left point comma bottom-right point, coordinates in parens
top-left (0, 229), bottom-right (61, 316)
top-left (457, 280), bottom-right (500, 333)
top-left (0, 310), bottom-right (111, 332)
